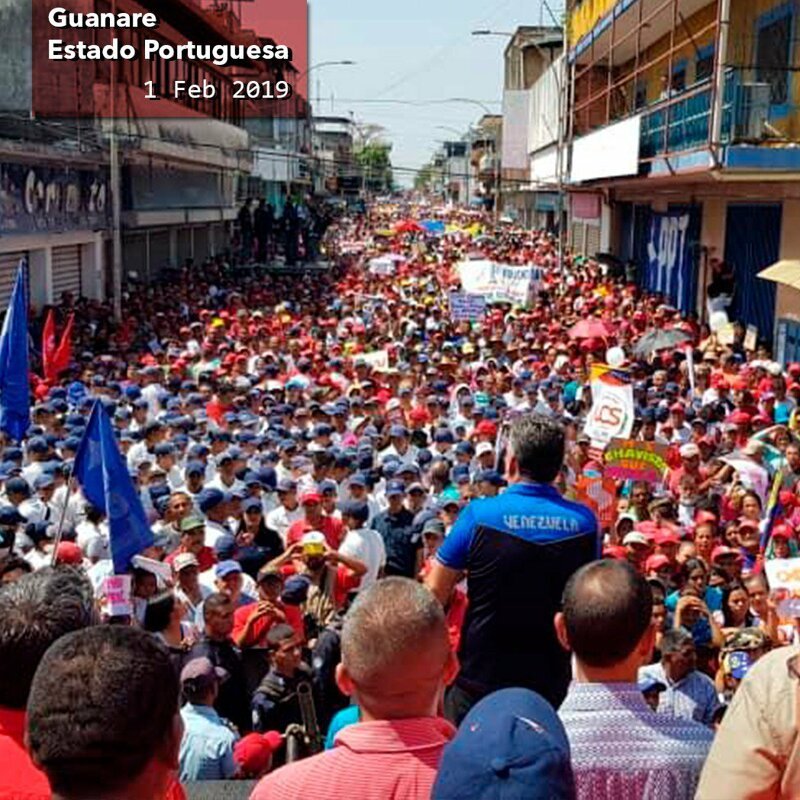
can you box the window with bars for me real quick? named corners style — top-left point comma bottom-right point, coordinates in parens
top-left (756, 7), bottom-right (793, 106)
top-left (695, 46), bottom-right (714, 83)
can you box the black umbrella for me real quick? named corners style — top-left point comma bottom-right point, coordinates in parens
top-left (632, 328), bottom-right (693, 357)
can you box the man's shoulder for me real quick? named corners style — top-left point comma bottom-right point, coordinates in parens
top-left (250, 749), bottom-right (341, 799)
top-left (468, 488), bottom-right (597, 530)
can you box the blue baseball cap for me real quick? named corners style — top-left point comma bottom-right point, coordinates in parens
top-left (432, 688), bottom-right (574, 800)
top-left (385, 480), bottom-right (406, 497)
top-left (185, 461), bottom-right (205, 477)
top-left (726, 650), bottom-right (753, 681)
top-left (638, 676), bottom-right (667, 694)
top-left (197, 488), bottom-right (230, 513)
top-left (214, 559), bottom-right (242, 579)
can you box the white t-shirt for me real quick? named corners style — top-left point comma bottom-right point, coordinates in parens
top-left (339, 527), bottom-right (386, 590)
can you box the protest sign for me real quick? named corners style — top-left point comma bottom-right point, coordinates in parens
top-left (360, 349), bottom-right (390, 370)
top-left (685, 345), bottom-right (696, 397)
top-left (575, 473), bottom-right (617, 528)
top-left (604, 439), bottom-right (670, 484)
top-left (100, 575), bottom-right (132, 617)
top-left (765, 558), bottom-right (800, 619)
top-left (368, 256), bottom-right (395, 276)
top-left (131, 554), bottom-right (173, 584)
top-left (583, 378), bottom-right (635, 448)
top-left (448, 292), bottom-right (487, 322)
top-left (456, 260), bottom-right (542, 306)
top-left (745, 325), bottom-right (758, 352)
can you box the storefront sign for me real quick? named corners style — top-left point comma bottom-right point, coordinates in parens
top-left (0, 162), bottom-right (110, 234)
top-left (604, 439), bottom-right (670, 484)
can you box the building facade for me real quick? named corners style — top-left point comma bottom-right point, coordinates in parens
top-left (0, 0), bottom-right (305, 307)
top-left (565, 0), bottom-right (800, 357)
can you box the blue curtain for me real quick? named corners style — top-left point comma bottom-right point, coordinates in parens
top-left (725, 204), bottom-right (781, 337)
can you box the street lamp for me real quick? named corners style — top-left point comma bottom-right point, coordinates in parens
top-left (471, 30), bottom-right (516, 37)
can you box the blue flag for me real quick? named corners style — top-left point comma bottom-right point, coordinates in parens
top-left (0, 260), bottom-right (30, 442)
top-left (73, 401), bottom-right (153, 574)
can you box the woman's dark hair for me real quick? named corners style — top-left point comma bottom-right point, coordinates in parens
top-left (142, 592), bottom-right (176, 634)
top-left (677, 558), bottom-right (708, 593)
top-left (85, 505), bottom-right (105, 525)
top-left (741, 490), bottom-right (763, 512)
top-left (722, 580), bottom-right (753, 628)
top-left (0, 555), bottom-right (32, 581)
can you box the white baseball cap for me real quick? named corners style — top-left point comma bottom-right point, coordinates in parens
top-left (173, 553), bottom-right (199, 572)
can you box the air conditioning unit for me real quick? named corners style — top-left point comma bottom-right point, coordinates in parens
top-left (735, 82), bottom-right (771, 140)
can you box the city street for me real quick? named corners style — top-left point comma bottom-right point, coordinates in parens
top-left (0, 1), bottom-right (800, 799)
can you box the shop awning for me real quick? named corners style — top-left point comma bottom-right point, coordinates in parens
top-left (758, 260), bottom-right (800, 290)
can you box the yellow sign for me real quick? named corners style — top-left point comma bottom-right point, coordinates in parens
top-left (568, 0), bottom-right (617, 47)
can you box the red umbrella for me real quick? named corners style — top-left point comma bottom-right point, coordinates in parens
top-left (394, 220), bottom-right (424, 234)
top-left (568, 319), bottom-right (613, 339)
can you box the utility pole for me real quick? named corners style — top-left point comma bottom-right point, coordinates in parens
top-left (110, 0), bottom-right (122, 321)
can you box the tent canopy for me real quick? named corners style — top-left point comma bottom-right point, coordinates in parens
top-left (757, 260), bottom-right (800, 290)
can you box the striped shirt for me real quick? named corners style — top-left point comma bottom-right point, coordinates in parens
top-left (638, 663), bottom-right (721, 725)
top-left (559, 682), bottom-right (713, 800)
top-left (249, 717), bottom-right (456, 800)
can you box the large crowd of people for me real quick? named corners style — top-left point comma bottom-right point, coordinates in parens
top-left (1, 199), bottom-right (799, 799)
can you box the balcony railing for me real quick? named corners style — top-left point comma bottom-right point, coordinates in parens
top-left (638, 70), bottom-right (742, 162)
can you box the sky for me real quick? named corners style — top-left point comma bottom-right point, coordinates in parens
top-left (309, 0), bottom-right (555, 186)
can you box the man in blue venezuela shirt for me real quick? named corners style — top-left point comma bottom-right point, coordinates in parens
top-left (426, 414), bottom-right (599, 725)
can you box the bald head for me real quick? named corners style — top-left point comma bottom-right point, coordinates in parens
top-left (340, 578), bottom-right (450, 718)
top-left (562, 560), bottom-right (652, 668)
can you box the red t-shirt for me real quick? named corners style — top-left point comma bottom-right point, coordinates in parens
top-left (286, 516), bottom-right (344, 550)
top-left (280, 563), bottom-right (360, 610)
top-left (232, 600), bottom-right (305, 647)
top-left (0, 707), bottom-right (186, 800)
top-left (0, 707), bottom-right (50, 799)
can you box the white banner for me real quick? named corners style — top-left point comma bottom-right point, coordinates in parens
top-left (360, 350), bottom-right (390, 370)
top-left (449, 293), bottom-right (487, 322)
top-left (583, 380), bottom-right (635, 448)
top-left (368, 257), bottom-right (396, 276)
top-left (765, 558), bottom-right (800, 618)
top-left (456, 260), bottom-right (542, 306)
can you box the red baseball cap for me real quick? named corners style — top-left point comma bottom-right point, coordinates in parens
top-left (694, 510), bottom-right (718, 526)
top-left (645, 554), bottom-right (671, 572)
top-left (299, 492), bottom-right (322, 506)
top-left (55, 542), bottom-right (83, 565)
top-left (654, 530), bottom-right (681, 546)
top-left (475, 420), bottom-right (498, 437)
top-left (711, 545), bottom-right (744, 563)
top-left (771, 524), bottom-right (794, 541)
top-left (233, 731), bottom-right (283, 775)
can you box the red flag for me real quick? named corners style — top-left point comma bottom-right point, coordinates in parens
top-left (42, 309), bottom-right (58, 382)
top-left (50, 314), bottom-right (74, 381)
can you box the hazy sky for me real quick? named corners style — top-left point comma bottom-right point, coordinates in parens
top-left (310, 0), bottom-right (553, 185)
